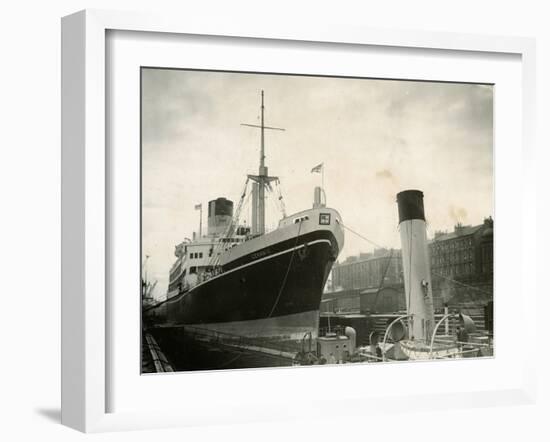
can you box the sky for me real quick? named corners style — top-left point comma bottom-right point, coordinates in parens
top-left (141, 68), bottom-right (493, 299)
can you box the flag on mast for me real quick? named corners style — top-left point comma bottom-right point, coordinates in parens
top-left (194, 203), bottom-right (202, 210)
top-left (311, 163), bottom-right (323, 173)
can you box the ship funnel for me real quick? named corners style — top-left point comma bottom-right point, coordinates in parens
top-left (396, 190), bottom-right (435, 342)
top-left (207, 197), bottom-right (234, 236)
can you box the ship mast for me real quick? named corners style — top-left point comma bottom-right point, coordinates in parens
top-left (242, 91), bottom-right (284, 235)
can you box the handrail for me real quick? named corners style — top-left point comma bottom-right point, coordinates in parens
top-left (429, 313), bottom-right (458, 358)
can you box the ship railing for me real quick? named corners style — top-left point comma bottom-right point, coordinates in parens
top-left (428, 337), bottom-right (493, 359)
top-left (429, 345), bottom-right (490, 359)
top-left (356, 350), bottom-right (385, 363)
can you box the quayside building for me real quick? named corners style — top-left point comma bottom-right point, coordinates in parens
top-left (324, 217), bottom-right (493, 314)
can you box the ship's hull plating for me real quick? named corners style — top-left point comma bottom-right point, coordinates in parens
top-left (161, 229), bottom-right (338, 341)
top-left (186, 310), bottom-right (320, 342)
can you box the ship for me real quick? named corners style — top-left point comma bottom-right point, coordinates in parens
top-left (146, 91), bottom-right (344, 349)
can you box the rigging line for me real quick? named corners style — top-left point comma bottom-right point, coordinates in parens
top-left (379, 249), bottom-right (394, 289)
top-left (431, 272), bottom-right (493, 296)
top-left (223, 192), bottom-right (254, 265)
top-left (339, 223), bottom-right (386, 250)
top-left (267, 186), bottom-right (283, 222)
top-left (373, 248), bottom-right (394, 311)
top-left (267, 219), bottom-right (303, 319)
top-left (208, 178), bottom-right (251, 267)
top-left (273, 181), bottom-right (288, 219)
top-left (266, 185), bottom-right (277, 215)
top-left (223, 183), bottom-right (253, 263)
top-left (216, 200), bottom-right (302, 369)
top-left (241, 186), bottom-right (253, 224)
top-left (217, 219), bottom-right (303, 369)
top-left (340, 222), bottom-right (492, 298)
top-left (274, 179), bottom-right (286, 217)
top-left (219, 221), bottom-right (302, 368)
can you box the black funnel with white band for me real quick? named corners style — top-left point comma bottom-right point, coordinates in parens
top-left (396, 190), bottom-right (435, 342)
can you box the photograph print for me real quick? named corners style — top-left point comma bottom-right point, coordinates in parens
top-left (141, 68), bottom-right (494, 373)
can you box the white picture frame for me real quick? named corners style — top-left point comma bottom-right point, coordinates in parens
top-left (61, 9), bottom-right (537, 433)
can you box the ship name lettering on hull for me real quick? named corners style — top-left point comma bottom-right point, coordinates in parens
top-left (251, 248), bottom-right (272, 260)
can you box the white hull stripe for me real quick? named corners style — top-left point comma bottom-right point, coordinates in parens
top-left (164, 239), bottom-right (332, 304)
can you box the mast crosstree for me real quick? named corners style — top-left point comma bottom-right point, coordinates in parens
top-left (241, 90), bottom-right (285, 235)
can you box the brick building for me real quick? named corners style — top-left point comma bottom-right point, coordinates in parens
top-left (430, 217), bottom-right (493, 280)
top-left (331, 248), bottom-right (402, 291)
top-left (327, 249), bottom-right (404, 314)
top-left (326, 217), bottom-right (494, 312)
top-left (429, 217), bottom-right (494, 306)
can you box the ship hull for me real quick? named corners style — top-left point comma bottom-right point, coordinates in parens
top-left (186, 310), bottom-right (320, 341)
top-left (161, 229), bottom-right (339, 342)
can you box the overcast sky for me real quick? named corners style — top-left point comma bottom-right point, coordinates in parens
top-left (142, 68), bottom-right (493, 299)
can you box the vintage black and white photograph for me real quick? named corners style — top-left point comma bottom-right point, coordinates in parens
top-left (141, 68), bottom-right (494, 373)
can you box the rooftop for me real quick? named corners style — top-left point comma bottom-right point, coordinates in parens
top-left (431, 224), bottom-right (483, 242)
top-left (339, 248), bottom-right (400, 266)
